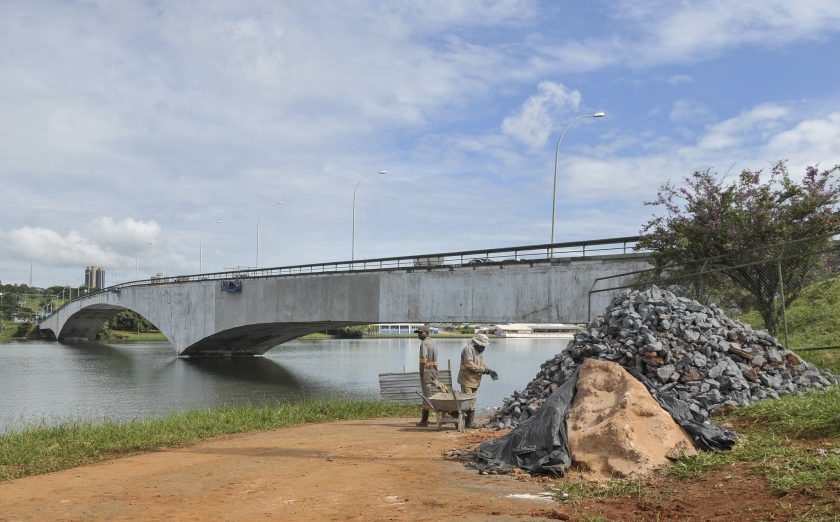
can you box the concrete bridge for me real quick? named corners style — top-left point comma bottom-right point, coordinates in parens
top-left (39, 237), bottom-right (650, 357)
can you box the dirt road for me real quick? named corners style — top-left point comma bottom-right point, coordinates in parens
top-left (0, 419), bottom-right (555, 521)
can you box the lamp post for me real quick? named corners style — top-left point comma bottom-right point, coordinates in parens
top-left (256, 203), bottom-right (284, 269)
top-left (352, 170), bottom-right (388, 262)
top-left (550, 112), bottom-right (606, 255)
top-left (146, 241), bottom-right (156, 275)
top-left (196, 220), bottom-right (224, 274)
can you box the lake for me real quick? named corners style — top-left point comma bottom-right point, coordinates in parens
top-left (0, 337), bottom-right (570, 432)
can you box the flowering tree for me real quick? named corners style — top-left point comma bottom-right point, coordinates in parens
top-left (638, 161), bottom-right (840, 335)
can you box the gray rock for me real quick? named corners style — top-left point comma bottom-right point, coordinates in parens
top-left (489, 287), bottom-right (836, 430)
top-left (696, 389), bottom-right (723, 404)
top-left (656, 364), bottom-right (676, 382)
top-left (708, 361), bottom-right (727, 379)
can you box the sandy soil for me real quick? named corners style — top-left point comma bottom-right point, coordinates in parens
top-left (0, 419), bottom-right (555, 521)
top-left (1, 418), bottom-right (834, 521)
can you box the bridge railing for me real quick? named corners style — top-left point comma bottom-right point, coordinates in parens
top-left (44, 236), bottom-right (643, 319)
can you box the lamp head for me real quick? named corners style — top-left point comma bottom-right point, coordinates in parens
top-left (377, 170), bottom-right (388, 175)
top-left (593, 112), bottom-right (606, 118)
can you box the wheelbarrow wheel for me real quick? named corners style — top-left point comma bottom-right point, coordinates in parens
top-left (457, 412), bottom-right (465, 432)
top-left (437, 414), bottom-right (443, 431)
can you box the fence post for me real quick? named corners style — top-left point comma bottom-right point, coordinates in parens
top-left (777, 259), bottom-right (790, 349)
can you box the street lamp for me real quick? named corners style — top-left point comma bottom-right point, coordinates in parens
top-left (550, 112), bottom-right (606, 254)
top-left (145, 241), bottom-right (160, 276)
top-left (201, 220), bottom-right (224, 273)
top-left (352, 170), bottom-right (388, 262)
top-left (256, 203), bottom-right (284, 269)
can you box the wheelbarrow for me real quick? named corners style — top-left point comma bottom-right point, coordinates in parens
top-left (416, 390), bottom-right (476, 431)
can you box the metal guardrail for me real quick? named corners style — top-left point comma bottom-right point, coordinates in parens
top-left (43, 236), bottom-right (643, 319)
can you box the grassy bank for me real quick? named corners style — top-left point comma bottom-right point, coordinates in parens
top-left (550, 385), bottom-right (839, 514)
top-left (105, 330), bottom-right (168, 341)
top-left (0, 323), bottom-right (38, 342)
top-left (362, 333), bottom-right (479, 339)
top-left (0, 399), bottom-right (416, 482)
top-left (294, 332), bottom-right (484, 340)
top-left (668, 386), bottom-right (839, 491)
top-left (0, 323), bottom-right (18, 342)
top-left (737, 274), bottom-right (840, 373)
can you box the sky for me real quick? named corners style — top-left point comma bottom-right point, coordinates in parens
top-left (2, 0), bottom-right (840, 287)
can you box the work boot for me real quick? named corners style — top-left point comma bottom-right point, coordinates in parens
top-left (416, 409), bottom-right (430, 427)
top-left (465, 411), bottom-right (475, 429)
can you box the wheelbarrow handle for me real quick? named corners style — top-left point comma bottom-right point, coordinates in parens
top-left (415, 391), bottom-right (436, 410)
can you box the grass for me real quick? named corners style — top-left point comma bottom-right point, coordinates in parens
top-left (0, 399), bottom-right (416, 482)
top-left (669, 386), bottom-right (840, 494)
top-left (105, 330), bottom-right (167, 341)
top-left (549, 476), bottom-right (648, 502)
top-left (293, 332), bottom-right (483, 340)
top-left (362, 333), bottom-right (479, 339)
top-left (298, 332), bottom-right (334, 340)
top-left (0, 322), bottom-right (37, 341)
top-left (0, 323), bottom-right (18, 341)
top-left (549, 386), bottom-right (839, 509)
top-left (723, 384), bottom-right (840, 439)
top-left (736, 274), bottom-right (840, 373)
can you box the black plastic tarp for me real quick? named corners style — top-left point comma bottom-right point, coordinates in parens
top-left (476, 360), bottom-right (737, 476)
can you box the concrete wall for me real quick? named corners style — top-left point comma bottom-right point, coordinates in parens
top-left (40, 254), bottom-right (649, 357)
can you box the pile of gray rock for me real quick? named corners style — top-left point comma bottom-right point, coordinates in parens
top-left (488, 286), bottom-right (837, 429)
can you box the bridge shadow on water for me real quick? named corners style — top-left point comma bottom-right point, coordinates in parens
top-left (180, 356), bottom-right (304, 389)
top-left (60, 340), bottom-right (135, 363)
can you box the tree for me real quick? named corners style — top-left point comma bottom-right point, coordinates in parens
top-left (638, 161), bottom-right (840, 335)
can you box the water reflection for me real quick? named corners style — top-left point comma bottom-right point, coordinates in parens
top-left (183, 356), bottom-right (303, 388)
top-left (0, 337), bottom-right (568, 432)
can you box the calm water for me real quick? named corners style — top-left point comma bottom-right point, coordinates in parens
top-left (0, 337), bottom-right (570, 432)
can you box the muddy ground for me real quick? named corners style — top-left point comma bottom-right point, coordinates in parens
top-left (0, 418), bottom-right (834, 521)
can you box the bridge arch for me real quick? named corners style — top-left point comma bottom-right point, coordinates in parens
top-left (47, 303), bottom-right (173, 347)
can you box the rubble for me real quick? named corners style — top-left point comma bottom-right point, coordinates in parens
top-left (488, 286), bottom-right (837, 429)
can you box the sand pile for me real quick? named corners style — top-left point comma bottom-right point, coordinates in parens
top-left (472, 355), bottom-right (728, 477)
top-left (567, 358), bottom-right (697, 480)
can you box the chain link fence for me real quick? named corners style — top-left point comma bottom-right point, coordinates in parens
top-left (589, 232), bottom-right (840, 356)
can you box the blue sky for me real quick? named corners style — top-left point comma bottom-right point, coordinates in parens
top-left (2, 0), bottom-right (840, 287)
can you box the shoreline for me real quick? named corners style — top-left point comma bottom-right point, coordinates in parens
top-left (0, 399), bottom-right (416, 482)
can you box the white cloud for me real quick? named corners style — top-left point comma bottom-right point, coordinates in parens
top-left (0, 217), bottom-right (161, 274)
top-left (85, 217), bottom-right (161, 253)
top-left (501, 81), bottom-right (582, 148)
top-left (696, 104), bottom-right (790, 151)
top-left (762, 112), bottom-right (840, 167)
top-left (669, 99), bottom-right (712, 123)
top-left (1, 227), bottom-right (129, 269)
top-left (667, 74), bottom-right (693, 85)
top-left (553, 103), bottom-right (840, 207)
top-left (533, 0), bottom-right (840, 73)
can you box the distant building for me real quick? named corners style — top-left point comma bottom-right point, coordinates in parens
top-left (85, 266), bottom-right (105, 289)
top-left (491, 323), bottom-right (580, 338)
top-left (375, 323), bottom-right (439, 335)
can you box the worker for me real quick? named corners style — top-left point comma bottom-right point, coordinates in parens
top-left (415, 325), bottom-right (447, 427)
top-left (457, 333), bottom-right (498, 428)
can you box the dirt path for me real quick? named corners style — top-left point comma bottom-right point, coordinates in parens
top-left (0, 419), bottom-right (555, 521)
